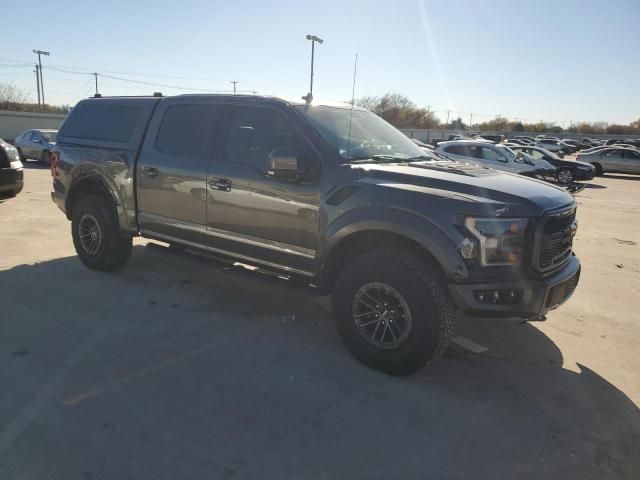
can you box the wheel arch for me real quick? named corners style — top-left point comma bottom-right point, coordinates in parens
top-left (65, 174), bottom-right (122, 226)
top-left (316, 208), bottom-right (467, 292)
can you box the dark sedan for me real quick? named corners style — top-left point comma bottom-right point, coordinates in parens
top-left (509, 145), bottom-right (595, 184)
top-left (0, 138), bottom-right (24, 197)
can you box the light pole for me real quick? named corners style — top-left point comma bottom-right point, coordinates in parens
top-left (304, 34), bottom-right (323, 103)
top-left (231, 80), bottom-right (238, 94)
top-left (33, 50), bottom-right (50, 110)
top-left (34, 65), bottom-right (41, 109)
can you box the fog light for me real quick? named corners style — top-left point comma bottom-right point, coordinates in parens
top-left (474, 289), bottom-right (523, 305)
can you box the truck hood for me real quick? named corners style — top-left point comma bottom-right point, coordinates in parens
top-left (352, 161), bottom-right (574, 214)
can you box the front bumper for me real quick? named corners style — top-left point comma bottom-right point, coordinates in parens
top-left (51, 190), bottom-right (66, 213)
top-left (448, 255), bottom-right (581, 319)
top-left (0, 167), bottom-right (24, 193)
top-left (575, 168), bottom-right (595, 181)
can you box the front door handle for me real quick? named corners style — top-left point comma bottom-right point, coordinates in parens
top-left (141, 166), bottom-right (159, 177)
top-left (209, 178), bottom-right (232, 192)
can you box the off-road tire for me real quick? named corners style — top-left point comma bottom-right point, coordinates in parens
top-left (332, 248), bottom-right (456, 375)
top-left (71, 194), bottom-right (132, 271)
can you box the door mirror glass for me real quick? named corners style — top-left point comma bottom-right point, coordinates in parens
top-left (267, 147), bottom-right (301, 179)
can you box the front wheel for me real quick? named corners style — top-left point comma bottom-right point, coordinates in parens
top-left (557, 168), bottom-right (574, 185)
top-left (332, 249), bottom-right (456, 375)
top-left (41, 150), bottom-right (51, 166)
top-left (71, 195), bottom-right (132, 271)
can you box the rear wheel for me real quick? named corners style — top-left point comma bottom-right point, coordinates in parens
top-left (556, 168), bottom-right (574, 185)
top-left (71, 195), bottom-right (132, 271)
top-left (332, 249), bottom-right (456, 375)
top-left (41, 150), bottom-right (51, 166)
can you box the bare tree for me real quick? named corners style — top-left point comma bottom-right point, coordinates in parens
top-left (0, 83), bottom-right (29, 107)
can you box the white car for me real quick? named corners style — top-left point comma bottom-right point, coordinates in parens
top-left (535, 138), bottom-right (563, 152)
top-left (435, 140), bottom-right (556, 179)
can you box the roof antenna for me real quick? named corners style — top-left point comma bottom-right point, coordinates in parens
top-left (345, 53), bottom-right (358, 162)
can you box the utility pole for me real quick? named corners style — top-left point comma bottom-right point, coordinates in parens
top-left (93, 73), bottom-right (99, 95)
top-left (34, 65), bottom-right (41, 110)
top-left (446, 110), bottom-right (451, 125)
top-left (231, 80), bottom-right (238, 94)
top-left (304, 34), bottom-right (324, 103)
top-left (469, 113), bottom-right (473, 130)
top-left (33, 50), bottom-right (50, 109)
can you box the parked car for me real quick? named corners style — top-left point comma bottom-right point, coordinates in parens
top-left (535, 138), bottom-right (574, 155)
top-left (514, 136), bottom-right (536, 144)
top-left (536, 138), bottom-right (561, 152)
top-left (50, 94), bottom-right (581, 375)
top-left (580, 145), bottom-right (614, 155)
top-left (435, 140), bottom-right (557, 181)
top-left (0, 137), bottom-right (24, 197)
top-left (479, 134), bottom-right (504, 143)
top-left (410, 138), bottom-right (435, 150)
top-left (561, 139), bottom-right (588, 151)
top-left (14, 129), bottom-right (58, 165)
top-left (509, 145), bottom-right (595, 184)
top-left (504, 138), bottom-right (527, 146)
top-left (576, 147), bottom-right (640, 176)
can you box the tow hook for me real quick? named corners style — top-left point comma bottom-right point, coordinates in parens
top-left (520, 315), bottom-right (547, 325)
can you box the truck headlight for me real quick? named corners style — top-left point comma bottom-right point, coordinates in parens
top-left (463, 217), bottom-right (528, 266)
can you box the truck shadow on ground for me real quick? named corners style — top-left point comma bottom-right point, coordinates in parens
top-left (1, 244), bottom-right (638, 480)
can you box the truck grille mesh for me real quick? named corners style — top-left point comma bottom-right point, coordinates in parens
top-left (535, 208), bottom-right (576, 272)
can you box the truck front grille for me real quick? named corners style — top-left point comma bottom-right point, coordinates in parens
top-left (533, 207), bottom-right (576, 273)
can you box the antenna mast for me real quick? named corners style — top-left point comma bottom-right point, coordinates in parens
top-left (345, 53), bottom-right (358, 162)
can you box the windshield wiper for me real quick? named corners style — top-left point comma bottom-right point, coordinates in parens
top-left (404, 155), bottom-right (435, 162)
top-left (346, 154), bottom-right (408, 164)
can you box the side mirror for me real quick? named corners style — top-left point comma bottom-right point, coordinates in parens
top-left (267, 147), bottom-right (301, 179)
top-left (557, 151), bottom-right (565, 158)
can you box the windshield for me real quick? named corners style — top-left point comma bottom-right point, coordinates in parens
top-left (295, 105), bottom-right (427, 162)
top-left (41, 132), bottom-right (57, 142)
top-left (495, 145), bottom-right (516, 161)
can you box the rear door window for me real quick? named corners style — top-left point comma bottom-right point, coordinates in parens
top-left (155, 104), bottom-right (225, 158)
top-left (480, 147), bottom-right (501, 162)
top-left (60, 104), bottom-right (144, 143)
top-left (444, 145), bottom-right (469, 156)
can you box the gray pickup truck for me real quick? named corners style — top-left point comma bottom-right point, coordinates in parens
top-left (51, 94), bottom-right (581, 374)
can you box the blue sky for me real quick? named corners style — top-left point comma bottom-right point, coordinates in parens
top-left (1, 0), bottom-right (638, 124)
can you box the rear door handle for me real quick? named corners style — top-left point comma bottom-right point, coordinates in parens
top-left (209, 178), bottom-right (232, 192)
top-left (141, 166), bottom-right (159, 177)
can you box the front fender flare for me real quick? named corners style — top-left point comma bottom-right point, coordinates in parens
top-left (317, 206), bottom-right (469, 285)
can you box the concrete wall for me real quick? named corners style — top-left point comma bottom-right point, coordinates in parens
top-left (401, 128), bottom-right (640, 143)
top-left (0, 110), bottom-right (67, 143)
